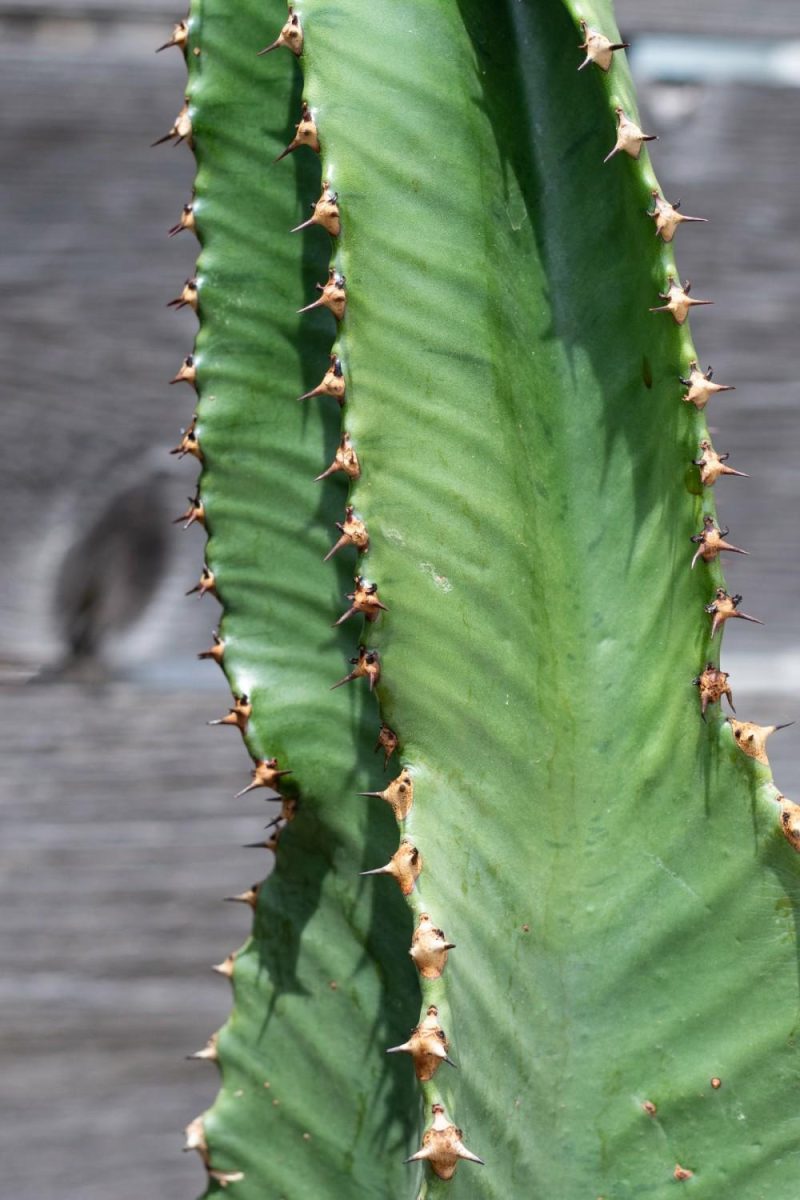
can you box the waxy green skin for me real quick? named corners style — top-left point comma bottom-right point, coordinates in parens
top-left (172, 0), bottom-right (799, 1196)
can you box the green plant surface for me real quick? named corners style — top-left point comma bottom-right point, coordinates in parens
top-left (167, 0), bottom-right (800, 1196)
top-left (178, 4), bottom-right (419, 1195)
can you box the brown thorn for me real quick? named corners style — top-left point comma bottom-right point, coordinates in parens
top-left (604, 107), bottom-right (656, 163)
top-left (705, 589), bottom-right (763, 638)
top-left (375, 723), bottom-right (398, 768)
top-left (314, 432), bottom-right (359, 482)
top-left (331, 645), bottom-right (381, 692)
top-left (333, 575), bottom-right (387, 626)
top-left (729, 718), bottom-right (794, 765)
top-left (256, 6), bottom-right (303, 57)
top-left (405, 1104), bottom-right (484, 1180)
top-left (648, 191), bottom-right (707, 242)
top-left (650, 276), bottom-right (712, 324)
top-left (212, 953), bottom-right (236, 979)
top-left (186, 565), bottom-right (216, 598)
top-left (690, 515), bottom-right (747, 567)
top-left (356, 768), bottom-right (415, 819)
top-left (297, 268), bottom-right (347, 320)
top-left (198, 631), bottom-right (224, 663)
top-left (778, 795), bottom-right (800, 852)
top-left (299, 353), bottom-right (346, 404)
top-left (166, 279), bottom-right (198, 312)
top-left (224, 883), bottom-right (260, 909)
top-left (168, 202), bottom-right (195, 238)
top-left (290, 181), bottom-right (340, 237)
top-left (694, 438), bottom-right (748, 486)
top-left (578, 20), bottom-right (629, 71)
top-left (173, 497), bottom-right (205, 529)
top-left (156, 19), bottom-right (187, 53)
top-left (187, 1033), bottom-right (219, 1062)
top-left (183, 1115), bottom-right (209, 1164)
top-left (693, 662), bottom-right (734, 719)
top-left (151, 101), bottom-right (192, 148)
top-left (410, 912), bottom-right (454, 980)
top-left (234, 758), bottom-right (291, 798)
top-left (360, 839), bottom-right (422, 895)
top-left (170, 354), bottom-right (197, 388)
top-left (386, 1005), bottom-right (452, 1081)
top-left (323, 505), bottom-right (368, 561)
top-left (208, 694), bottom-right (251, 733)
top-left (681, 360), bottom-right (734, 409)
top-left (168, 417), bottom-right (202, 462)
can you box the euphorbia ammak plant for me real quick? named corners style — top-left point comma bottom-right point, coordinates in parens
top-left (155, 1), bottom-right (800, 1195)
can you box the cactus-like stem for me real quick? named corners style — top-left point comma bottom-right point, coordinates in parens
top-left (159, 0), bottom-right (799, 1195)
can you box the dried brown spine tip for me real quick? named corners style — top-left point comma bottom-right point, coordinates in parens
top-left (212, 952), bottom-right (236, 979)
top-left (680, 360), bottom-right (734, 409)
top-left (693, 662), bottom-right (734, 720)
top-left (648, 191), bottom-right (707, 242)
top-left (152, 99), bottom-right (192, 147)
top-left (208, 694), bottom-right (252, 732)
top-left (224, 883), bottom-right (260, 909)
top-left (778, 795), bottom-right (800, 851)
top-left (650, 277), bottom-right (712, 325)
top-left (234, 757), bottom-right (292, 797)
top-left (410, 912), bottom-right (455, 980)
top-left (167, 278), bottom-right (199, 312)
top-left (361, 838), bottom-right (422, 895)
top-left (333, 575), bottom-right (388, 626)
top-left (405, 1103), bottom-right (484, 1180)
top-left (603, 106), bottom-right (656, 163)
top-left (330, 645), bottom-right (381, 692)
top-left (173, 495), bottom-right (205, 529)
top-left (207, 1168), bottom-right (245, 1188)
top-left (184, 1114), bottom-right (209, 1161)
top-left (186, 564), bottom-right (216, 598)
top-left (299, 353), bottom-right (346, 405)
top-left (705, 587), bottom-right (762, 638)
top-left (297, 268), bottom-right (347, 321)
top-left (275, 101), bottom-right (320, 162)
top-left (386, 1004), bottom-right (455, 1081)
top-left (693, 439), bottom-right (748, 487)
top-left (156, 19), bottom-right (188, 53)
top-left (577, 19), bottom-right (629, 71)
top-left (168, 202), bottom-right (195, 238)
top-left (198, 630), bottom-right (225, 663)
top-left (375, 723), bottom-right (398, 768)
top-left (324, 504), bottom-right (369, 561)
top-left (690, 515), bottom-right (748, 568)
top-left (359, 767), bottom-right (414, 819)
top-left (729, 718), bottom-right (794, 765)
top-left (170, 353), bottom-right (197, 388)
top-left (169, 416), bottom-right (203, 461)
top-left (257, 5), bottom-right (303, 56)
top-left (315, 432), bottom-right (361, 482)
top-left (291, 181), bottom-right (341, 237)
top-left (187, 1033), bottom-right (219, 1062)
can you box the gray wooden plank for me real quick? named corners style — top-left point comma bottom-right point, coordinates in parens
top-left (615, 0), bottom-right (800, 38)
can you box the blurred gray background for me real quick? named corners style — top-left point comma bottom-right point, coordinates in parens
top-left (1, 1), bottom-right (799, 1197)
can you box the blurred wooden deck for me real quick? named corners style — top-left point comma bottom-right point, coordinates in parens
top-left (1, 4), bottom-right (800, 1197)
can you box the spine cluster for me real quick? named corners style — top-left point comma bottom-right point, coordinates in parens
top-left (260, 6), bottom-right (485, 1183)
top-left (154, 4), bottom-right (798, 1191)
top-left (579, 19), bottom-right (794, 804)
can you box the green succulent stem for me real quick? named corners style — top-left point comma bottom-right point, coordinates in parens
top-left (163, 0), bottom-right (795, 1196)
